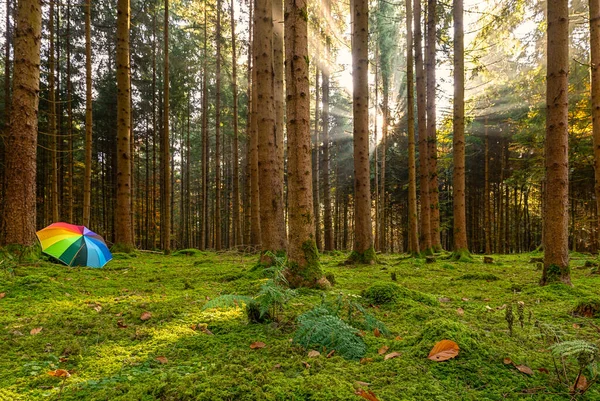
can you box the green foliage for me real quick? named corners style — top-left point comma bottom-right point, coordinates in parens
top-left (458, 273), bottom-right (500, 281)
top-left (293, 306), bottom-right (367, 361)
top-left (172, 249), bottom-right (203, 257)
top-left (550, 340), bottom-right (598, 368)
top-left (202, 295), bottom-right (253, 311)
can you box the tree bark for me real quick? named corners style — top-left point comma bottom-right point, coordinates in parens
top-left (484, 120), bottom-right (492, 254)
top-left (215, 0), bottom-right (222, 250)
top-left (83, 0), bottom-right (93, 228)
top-left (273, 0), bottom-right (285, 192)
top-left (313, 66), bottom-right (321, 250)
top-left (256, 0), bottom-right (287, 259)
top-left (201, 7), bottom-right (209, 250)
top-left (406, 0), bottom-right (420, 255)
top-left (115, 0), bottom-right (134, 251)
top-left (231, 0), bottom-right (241, 247)
top-left (452, 0), bottom-right (469, 257)
top-left (415, 0), bottom-right (431, 253)
top-left (590, 0), bottom-right (600, 252)
top-left (426, 0), bottom-right (441, 250)
top-left (542, 0), bottom-right (570, 285)
top-left (1, 0), bottom-right (41, 246)
top-left (49, 0), bottom-right (59, 223)
top-left (349, 0), bottom-right (374, 263)
top-left (249, 1), bottom-right (261, 247)
top-left (161, 0), bottom-right (171, 253)
top-left (322, 34), bottom-right (334, 252)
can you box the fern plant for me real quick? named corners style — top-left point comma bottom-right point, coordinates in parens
top-left (550, 340), bottom-right (598, 396)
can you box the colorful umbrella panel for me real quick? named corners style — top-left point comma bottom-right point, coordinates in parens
top-left (36, 222), bottom-right (112, 268)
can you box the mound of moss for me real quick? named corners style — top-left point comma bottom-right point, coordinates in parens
top-left (362, 283), bottom-right (438, 306)
top-left (410, 318), bottom-right (483, 357)
top-left (458, 273), bottom-right (499, 281)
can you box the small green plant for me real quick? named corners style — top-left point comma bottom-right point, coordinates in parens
top-left (550, 340), bottom-right (598, 396)
top-left (253, 251), bottom-right (296, 321)
top-left (505, 304), bottom-right (514, 336)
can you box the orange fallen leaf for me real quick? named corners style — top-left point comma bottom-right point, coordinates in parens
top-left (516, 364), bottom-right (534, 375)
top-left (457, 307), bottom-right (464, 316)
top-left (59, 357), bottom-right (69, 363)
top-left (140, 311), bottom-right (152, 321)
top-left (250, 341), bottom-right (266, 349)
top-left (302, 361), bottom-right (310, 369)
top-left (0, 292), bottom-right (5, 299)
top-left (360, 357), bottom-right (373, 364)
top-left (155, 356), bottom-right (168, 364)
top-left (427, 340), bottom-right (459, 361)
top-left (384, 351), bottom-right (401, 360)
top-left (355, 388), bottom-right (379, 401)
top-left (394, 336), bottom-right (403, 341)
top-left (326, 350), bottom-right (335, 358)
top-left (308, 350), bottom-right (320, 358)
top-left (30, 327), bottom-right (43, 335)
top-left (538, 367), bottom-right (549, 374)
top-left (378, 345), bottom-right (389, 355)
top-left (47, 369), bottom-right (71, 378)
top-left (573, 323), bottom-right (581, 329)
top-left (503, 357), bottom-right (513, 365)
top-left (373, 328), bottom-right (381, 337)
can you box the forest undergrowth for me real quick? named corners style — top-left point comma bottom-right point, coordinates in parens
top-left (0, 250), bottom-right (599, 400)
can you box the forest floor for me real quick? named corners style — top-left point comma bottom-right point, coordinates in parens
top-left (0, 250), bottom-right (599, 400)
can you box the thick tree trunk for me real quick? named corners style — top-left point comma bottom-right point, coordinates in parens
top-left (231, 0), bottom-right (241, 247)
top-left (256, 0), bottom-right (287, 259)
top-left (426, 0), bottom-right (441, 250)
top-left (161, 0), bottom-right (171, 253)
top-left (244, 0), bottom-right (253, 246)
top-left (484, 122), bottom-right (492, 254)
top-left (249, 3), bottom-right (261, 247)
top-left (201, 9), bottom-right (209, 250)
top-left (590, 0), bottom-right (600, 251)
top-left (406, 0), bottom-right (420, 255)
top-left (114, 0), bottom-right (134, 251)
top-left (322, 36), bottom-right (334, 252)
top-left (415, 0), bottom-right (431, 253)
top-left (83, 0), bottom-right (93, 228)
top-left (542, 0), bottom-right (570, 285)
top-left (284, 0), bottom-right (324, 288)
top-left (49, 0), bottom-right (59, 223)
top-left (215, 0), bottom-right (222, 250)
top-left (349, 0), bottom-right (374, 263)
top-left (452, 0), bottom-right (469, 257)
top-left (1, 0), bottom-right (41, 246)
top-left (273, 0), bottom-right (284, 191)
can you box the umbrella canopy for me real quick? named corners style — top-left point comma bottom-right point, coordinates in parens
top-left (36, 222), bottom-right (112, 268)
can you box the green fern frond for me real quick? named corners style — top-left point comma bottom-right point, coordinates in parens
top-left (550, 340), bottom-right (598, 368)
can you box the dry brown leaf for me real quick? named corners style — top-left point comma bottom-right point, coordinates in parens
top-left (273, 363), bottom-right (281, 370)
top-left (250, 341), bottom-right (266, 349)
top-left (59, 357), bottom-right (69, 363)
top-left (47, 369), bottom-right (71, 378)
top-left (456, 308), bottom-right (464, 316)
top-left (427, 340), bottom-right (460, 362)
top-left (355, 388), bottom-right (379, 401)
top-left (439, 297), bottom-right (451, 303)
top-left (573, 323), bottom-right (581, 329)
top-left (155, 356), bottom-right (168, 364)
top-left (384, 351), bottom-right (401, 360)
top-left (326, 350), bottom-right (335, 358)
top-left (572, 375), bottom-right (588, 392)
top-left (140, 311), bottom-right (152, 321)
top-left (503, 357), bottom-right (513, 365)
top-left (461, 297), bottom-right (469, 302)
top-left (307, 350), bottom-right (320, 358)
top-left (302, 361), bottom-right (310, 369)
top-left (373, 328), bottom-right (381, 337)
top-left (30, 327), bottom-right (43, 336)
top-left (360, 357), bottom-right (373, 364)
top-left (378, 345), bottom-right (389, 355)
top-left (117, 320), bottom-right (128, 328)
top-left (394, 336), bottom-right (403, 341)
top-left (115, 312), bottom-right (123, 317)
top-left (0, 292), bottom-right (6, 299)
top-left (200, 327), bottom-right (214, 335)
top-left (538, 368), bottom-right (549, 374)
top-left (516, 364), bottom-right (534, 375)
top-left (356, 330), bottom-right (366, 337)
top-left (485, 305), bottom-right (493, 311)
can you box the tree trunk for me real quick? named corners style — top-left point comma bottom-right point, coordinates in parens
top-left (161, 0), bottom-right (171, 253)
top-left (1, 0), bottom-right (41, 247)
top-left (415, 0), bottom-right (431, 253)
top-left (349, 0), bottom-right (374, 263)
top-left (114, 0), bottom-right (134, 251)
top-left (231, 0), bottom-right (241, 247)
top-left (215, 0), bottom-right (222, 250)
top-left (83, 0), bottom-right (93, 228)
top-left (284, 0), bottom-right (324, 287)
top-left (542, 0), bottom-right (570, 285)
top-left (484, 121), bottom-right (492, 254)
top-left (256, 0), bottom-right (287, 259)
top-left (322, 34), bottom-right (334, 252)
top-left (427, 0), bottom-right (441, 250)
top-left (244, 0), bottom-right (253, 246)
top-left (249, 2), bottom-right (261, 247)
top-left (406, 0), bottom-right (420, 255)
top-left (201, 8), bottom-right (209, 250)
top-left (452, 0), bottom-right (469, 257)
top-left (590, 0), bottom-right (600, 252)
top-left (273, 0), bottom-right (284, 193)
top-left (49, 0), bottom-right (59, 223)
top-left (313, 66), bottom-right (321, 250)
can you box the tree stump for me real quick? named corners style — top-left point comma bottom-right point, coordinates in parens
top-left (483, 256), bottom-right (494, 264)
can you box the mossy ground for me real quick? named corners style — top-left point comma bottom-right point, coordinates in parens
top-left (0, 252), bottom-right (599, 400)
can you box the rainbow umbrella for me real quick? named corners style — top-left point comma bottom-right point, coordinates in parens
top-left (36, 222), bottom-right (112, 268)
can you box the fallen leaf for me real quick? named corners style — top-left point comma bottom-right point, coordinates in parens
top-left (484, 298), bottom-right (491, 301)
top-left (30, 327), bottom-right (43, 335)
top-left (115, 312), bottom-right (123, 317)
top-left (537, 368), bottom-right (549, 374)
top-left (360, 357), bottom-right (373, 364)
top-left (0, 292), bottom-right (5, 299)
top-left (373, 328), bottom-right (381, 337)
top-left (302, 361), bottom-right (310, 369)
top-left (456, 307), bottom-right (464, 316)
top-left (47, 369), bottom-right (71, 378)
top-left (427, 340), bottom-right (460, 361)
top-left (516, 364), bottom-right (534, 375)
top-left (308, 350), bottom-right (320, 358)
top-left (59, 357), bottom-right (69, 363)
top-left (394, 336), bottom-right (403, 341)
top-left (573, 323), bottom-right (581, 329)
top-left (572, 375), bottom-right (588, 392)
top-left (190, 324), bottom-right (198, 330)
top-left (355, 388), bottom-right (379, 401)
top-left (250, 341), bottom-right (266, 349)
top-left (439, 297), bottom-right (451, 303)
top-left (117, 320), bottom-right (128, 328)
top-left (92, 304), bottom-right (102, 313)
top-left (378, 345), bottom-right (389, 355)
top-left (140, 311), bottom-right (152, 321)
top-left (356, 330), bottom-right (366, 337)
top-left (503, 357), bottom-right (513, 365)
top-left (155, 356), bottom-right (168, 364)
top-left (273, 363), bottom-right (281, 369)
top-left (461, 297), bottom-right (469, 302)
top-left (384, 352), bottom-right (401, 360)
top-left (200, 327), bottom-right (214, 335)
top-left (485, 305), bottom-right (493, 311)
top-left (326, 350), bottom-right (335, 358)
top-left (497, 304), bottom-right (507, 310)
top-left (355, 381), bottom-right (370, 387)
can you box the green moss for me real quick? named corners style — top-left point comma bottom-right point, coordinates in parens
top-left (541, 263), bottom-right (571, 285)
top-left (172, 248), bottom-right (203, 256)
top-left (362, 282), bottom-right (438, 306)
top-left (458, 273), bottom-right (500, 281)
top-left (346, 246), bottom-right (377, 265)
top-left (450, 248), bottom-right (473, 263)
top-left (0, 244), bottom-right (40, 263)
top-left (111, 242), bottom-right (135, 254)
top-left (410, 318), bottom-right (483, 356)
top-left (285, 240), bottom-right (324, 288)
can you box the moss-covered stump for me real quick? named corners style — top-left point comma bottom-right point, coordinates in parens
top-left (573, 299), bottom-right (600, 318)
top-left (285, 240), bottom-right (328, 289)
top-left (345, 247), bottom-right (377, 265)
top-left (0, 244), bottom-right (40, 263)
top-left (450, 248), bottom-right (473, 263)
top-left (111, 242), bottom-right (135, 254)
